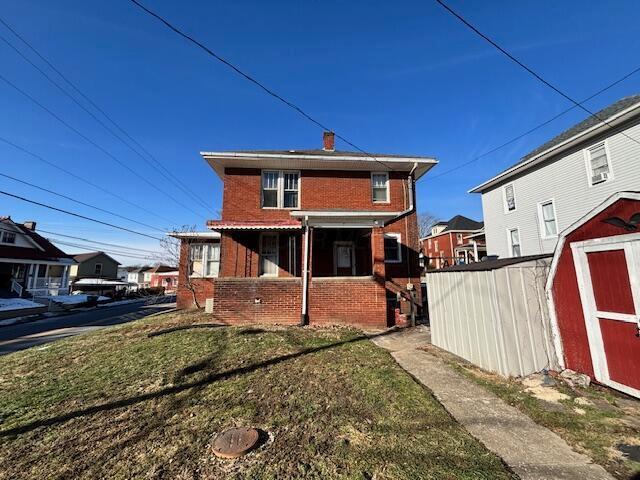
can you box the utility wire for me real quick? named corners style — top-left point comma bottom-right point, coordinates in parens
top-left (0, 19), bottom-right (213, 214)
top-left (46, 238), bottom-right (160, 261)
top-left (37, 229), bottom-right (163, 255)
top-left (0, 225), bottom-right (161, 255)
top-left (0, 135), bottom-right (174, 226)
top-left (0, 172), bottom-right (166, 233)
top-left (427, 63), bottom-right (640, 179)
top-left (0, 72), bottom-right (204, 220)
top-left (433, 0), bottom-right (640, 151)
top-left (0, 189), bottom-right (164, 241)
top-left (127, 0), bottom-right (398, 172)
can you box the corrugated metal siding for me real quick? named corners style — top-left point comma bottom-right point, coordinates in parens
top-left (427, 258), bottom-right (559, 377)
top-left (481, 121), bottom-right (640, 258)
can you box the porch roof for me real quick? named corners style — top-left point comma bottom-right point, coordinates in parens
top-left (290, 210), bottom-right (401, 228)
top-left (206, 219), bottom-right (303, 231)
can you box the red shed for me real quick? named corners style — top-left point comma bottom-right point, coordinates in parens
top-left (547, 191), bottom-right (640, 398)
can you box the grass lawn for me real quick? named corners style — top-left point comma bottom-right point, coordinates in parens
top-left (423, 345), bottom-right (640, 480)
top-left (0, 311), bottom-right (514, 480)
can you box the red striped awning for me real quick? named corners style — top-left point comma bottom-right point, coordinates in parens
top-left (206, 219), bottom-right (302, 231)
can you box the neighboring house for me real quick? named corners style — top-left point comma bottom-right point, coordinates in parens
top-left (471, 94), bottom-right (640, 258)
top-left (0, 217), bottom-right (74, 297)
top-left (116, 266), bottom-right (129, 282)
top-left (69, 252), bottom-right (120, 281)
top-left (420, 215), bottom-right (485, 269)
top-left (173, 131), bottom-right (436, 328)
top-left (127, 266), bottom-right (151, 289)
top-left (149, 268), bottom-right (179, 294)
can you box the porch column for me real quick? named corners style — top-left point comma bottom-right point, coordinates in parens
top-left (27, 263), bottom-right (37, 290)
top-left (473, 240), bottom-right (479, 262)
top-left (61, 265), bottom-right (69, 292)
top-left (371, 227), bottom-right (386, 280)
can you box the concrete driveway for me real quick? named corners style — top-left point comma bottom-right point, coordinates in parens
top-left (0, 299), bottom-right (175, 355)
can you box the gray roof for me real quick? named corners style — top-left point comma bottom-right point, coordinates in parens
top-left (502, 94), bottom-right (640, 174)
top-left (230, 149), bottom-right (435, 159)
top-left (72, 251), bottom-right (120, 265)
top-left (431, 254), bottom-right (553, 272)
top-left (442, 215), bottom-right (484, 232)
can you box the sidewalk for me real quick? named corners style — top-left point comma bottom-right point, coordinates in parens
top-left (371, 327), bottom-right (614, 480)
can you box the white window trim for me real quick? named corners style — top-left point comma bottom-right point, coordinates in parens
top-left (259, 233), bottom-right (279, 277)
top-left (583, 140), bottom-right (614, 187)
top-left (503, 183), bottom-right (517, 213)
top-left (288, 235), bottom-right (297, 276)
top-left (94, 263), bottom-right (103, 275)
top-left (189, 242), bottom-right (220, 278)
top-left (384, 232), bottom-right (402, 263)
top-left (261, 170), bottom-right (300, 210)
top-left (371, 172), bottom-right (390, 204)
top-left (537, 199), bottom-right (559, 239)
top-left (507, 227), bottom-right (522, 257)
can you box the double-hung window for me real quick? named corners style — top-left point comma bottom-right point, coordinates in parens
top-left (586, 143), bottom-right (611, 185)
top-left (384, 233), bottom-right (402, 263)
top-left (508, 228), bottom-right (521, 257)
top-left (1, 231), bottom-right (16, 244)
top-left (261, 170), bottom-right (299, 209)
top-left (371, 172), bottom-right (389, 203)
top-left (94, 263), bottom-right (103, 276)
top-left (260, 233), bottom-right (279, 276)
top-left (538, 200), bottom-right (558, 238)
top-left (504, 184), bottom-right (516, 212)
top-left (189, 243), bottom-right (220, 277)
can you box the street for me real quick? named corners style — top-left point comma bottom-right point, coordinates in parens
top-left (0, 299), bottom-right (176, 355)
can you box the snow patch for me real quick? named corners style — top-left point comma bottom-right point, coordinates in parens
top-left (0, 298), bottom-right (44, 312)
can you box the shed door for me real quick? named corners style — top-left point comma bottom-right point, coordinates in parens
top-left (572, 236), bottom-right (640, 398)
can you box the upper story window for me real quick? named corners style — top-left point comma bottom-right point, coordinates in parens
top-left (508, 228), bottom-right (521, 257)
top-left (189, 243), bottom-right (220, 277)
top-left (538, 200), bottom-right (558, 238)
top-left (456, 233), bottom-right (463, 244)
top-left (94, 263), bottom-right (103, 276)
top-left (1, 231), bottom-right (16, 244)
top-left (503, 184), bottom-right (516, 212)
top-left (586, 142), bottom-right (611, 185)
top-left (434, 239), bottom-right (439, 251)
top-left (427, 238), bottom-right (432, 249)
top-left (261, 170), bottom-right (299, 209)
top-left (371, 172), bottom-right (389, 203)
top-left (384, 233), bottom-right (402, 263)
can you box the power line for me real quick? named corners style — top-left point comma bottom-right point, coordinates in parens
top-left (0, 189), bottom-right (164, 241)
top-left (127, 0), bottom-right (398, 172)
top-left (37, 229), bottom-right (163, 255)
top-left (0, 172), bottom-right (166, 233)
top-left (0, 224), bottom-right (161, 255)
top-left (0, 135), bottom-right (174, 226)
top-left (47, 238), bottom-right (160, 261)
top-left (0, 18), bottom-right (213, 214)
top-left (433, 0), bottom-right (640, 151)
top-left (0, 72), bottom-right (205, 220)
top-left (427, 64), bottom-right (640, 179)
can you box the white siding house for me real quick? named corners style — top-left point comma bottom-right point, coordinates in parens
top-left (471, 95), bottom-right (640, 258)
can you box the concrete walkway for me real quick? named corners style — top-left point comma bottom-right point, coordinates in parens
top-left (371, 327), bottom-right (614, 480)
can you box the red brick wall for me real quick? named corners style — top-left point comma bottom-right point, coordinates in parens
top-left (308, 278), bottom-right (387, 328)
top-left (222, 168), bottom-right (408, 220)
top-left (209, 278), bottom-right (301, 324)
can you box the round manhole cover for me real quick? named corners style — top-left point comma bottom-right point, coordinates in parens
top-left (212, 427), bottom-right (260, 459)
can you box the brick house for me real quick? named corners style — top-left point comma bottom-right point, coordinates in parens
top-left (420, 215), bottom-right (485, 269)
top-left (173, 132), bottom-right (436, 328)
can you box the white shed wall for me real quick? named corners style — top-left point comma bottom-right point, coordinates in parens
top-left (481, 121), bottom-right (640, 258)
top-left (427, 258), bottom-right (559, 377)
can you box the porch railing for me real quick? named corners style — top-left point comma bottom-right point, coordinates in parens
top-left (10, 280), bottom-right (23, 297)
top-left (33, 277), bottom-right (64, 289)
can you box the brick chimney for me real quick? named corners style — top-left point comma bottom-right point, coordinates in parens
top-left (323, 131), bottom-right (335, 152)
top-left (23, 221), bottom-right (36, 231)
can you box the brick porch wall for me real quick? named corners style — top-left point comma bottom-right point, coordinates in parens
top-left (308, 277), bottom-right (387, 329)
top-left (209, 277), bottom-right (301, 324)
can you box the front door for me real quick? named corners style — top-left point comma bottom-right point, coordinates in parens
top-left (334, 241), bottom-right (355, 276)
top-left (573, 235), bottom-right (640, 398)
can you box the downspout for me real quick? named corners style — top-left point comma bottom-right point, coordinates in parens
top-left (300, 216), bottom-right (310, 326)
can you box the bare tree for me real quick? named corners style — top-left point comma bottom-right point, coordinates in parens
top-left (417, 212), bottom-right (439, 238)
top-left (160, 225), bottom-right (201, 308)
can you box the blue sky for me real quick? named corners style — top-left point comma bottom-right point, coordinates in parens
top-left (1, 0), bottom-right (640, 265)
